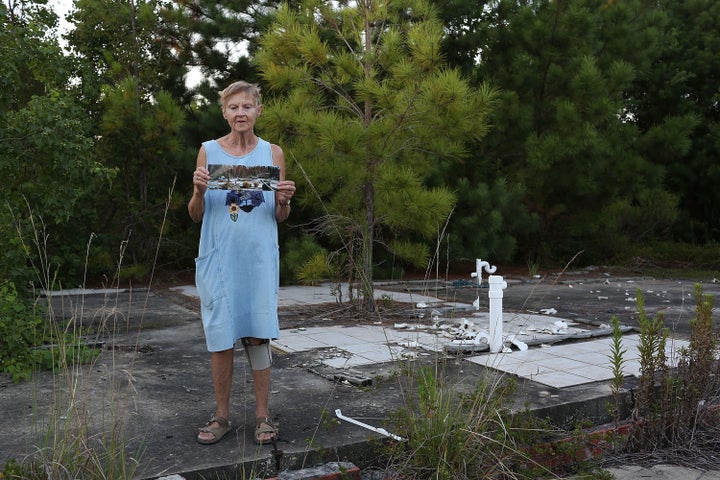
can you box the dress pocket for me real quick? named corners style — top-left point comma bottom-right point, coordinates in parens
top-left (195, 247), bottom-right (223, 310)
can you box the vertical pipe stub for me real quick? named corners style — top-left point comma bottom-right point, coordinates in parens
top-left (488, 275), bottom-right (507, 353)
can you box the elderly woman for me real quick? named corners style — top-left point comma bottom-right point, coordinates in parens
top-left (189, 80), bottom-right (295, 445)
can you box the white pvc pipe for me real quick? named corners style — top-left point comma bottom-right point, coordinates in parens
top-left (488, 275), bottom-right (507, 353)
top-left (335, 409), bottom-right (405, 442)
top-left (471, 258), bottom-right (498, 310)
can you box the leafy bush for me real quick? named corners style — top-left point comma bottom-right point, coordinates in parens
top-left (0, 280), bottom-right (50, 381)
top-left (280, 235), bottom-right (330, 284)
top-left (0, 280), bottom-right (99, 382)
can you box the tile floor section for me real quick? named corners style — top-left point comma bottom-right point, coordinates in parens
top-left (466, 334), bottom-right (689, 388)
top-left (272, 328), bottom-right (690, 389)
top-left (172, 284), bottom-right (693, 389)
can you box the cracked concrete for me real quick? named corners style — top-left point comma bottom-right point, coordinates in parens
top-left (1, 272), bottom-right (719, 479)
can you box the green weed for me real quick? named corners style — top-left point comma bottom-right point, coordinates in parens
top-left (622, 285), bottom-right (720, 453)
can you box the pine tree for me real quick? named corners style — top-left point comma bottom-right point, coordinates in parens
top-left (66, 0), bottom-right (187, 271)
top-left (630, 0), bottom-right (720, 243)
top-left (470, 0), bottom-right (684, 264)
top-left (256, 0), bottom-right (495, 310)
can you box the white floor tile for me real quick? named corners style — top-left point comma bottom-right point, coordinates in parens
top-left (466, 354), bottom-right (523, 369)
top-left (355, 349), bottom-right (397, 363)
top-left (342, 343), bottom-right (394, 356)
top-left (506, 349), bottom-right (559, 362)
top-left (567, 352), bottom-right (613, 366)
top-left (567, 364), bottom-right (614, 381)
top-left (276, 320), bottom-right (691, 388)
top-left (621, 360), bottom-right (642, 377)
top-left (537, 356), bottom-right (595, 371)
top-left (510, 362), bottom-right (556, 377)
top-left (322, 355), bottom-right (375, 368)
top-left (272, 336), bottom-right (328, 353)
top-left (532, 371), bottom-right (596, 388)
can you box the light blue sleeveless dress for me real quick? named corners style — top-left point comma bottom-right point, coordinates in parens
top-left (195, 138), bottom-right (280, 352)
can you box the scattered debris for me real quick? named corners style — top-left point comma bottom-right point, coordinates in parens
top-left (333, 373), bottom-right (372, 387)
top-left (508, 335), bottom-right (528, 351)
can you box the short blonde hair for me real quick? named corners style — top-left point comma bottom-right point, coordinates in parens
top-left (220, 81), bottom-right (262, 108)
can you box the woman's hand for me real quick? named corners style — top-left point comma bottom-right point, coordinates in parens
top-left (193, 167), bottom-right (210, 194)
top-left (275, 180), bottom-right (295, 206)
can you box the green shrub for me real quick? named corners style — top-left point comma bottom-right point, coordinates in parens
top-left (0, 280), bottom-right (99, 382)
top-left (0, 280), bottom-right (49, 381)
top-left (281, 235), bottom-right (330, 284)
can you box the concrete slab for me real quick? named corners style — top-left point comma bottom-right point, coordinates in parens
top-left (604, 464), bottom-right (720, 480)
top-left (2, 274), bottom-right (719, 479)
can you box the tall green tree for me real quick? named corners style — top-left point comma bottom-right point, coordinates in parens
top-left (469, 0), bottom-right (687, 265)
top-left (0, 0), bottom-right (116, 288)
top-left (630, 0), bottom-right (720, 243)
top-left (95, 78), bottom-right (185, 267)
top-left (66, 0), bottom-right (187, 102)
top-left (256, 0), bottom-right (495, 309)
top-left (166, 0), bottom-right (291, 100)
top-left (65, 0), bottom-right (189, 273)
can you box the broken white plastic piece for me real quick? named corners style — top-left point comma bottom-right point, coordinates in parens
top-left (473, 331), bottom-right (490, 344)
top-left (335, 409), bottom-right (405, 442)
top-left (460, 318), bottom-right (475, 330)
top-left (539, 308), bottom-right (557, 315)
top-left (507, 335), bottom-right (528, 351)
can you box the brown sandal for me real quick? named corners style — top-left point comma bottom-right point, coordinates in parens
top-left (197, 415), bottom-right (232, 445)
top-left (255, 416), bottom-right (278, 444)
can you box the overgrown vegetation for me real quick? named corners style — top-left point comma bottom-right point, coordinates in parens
top-left (0, 281), bottom-right (142, 479)
top-left (382, 283), bottom-right (720, 478)
top-left (625, 285), bottom-right (720, 453)
top-left (602, 285), bottom-right (720, 470)
top-left (385, 364), bottom-right (609, 479)
top-left (0, 192), bottom-right (164, 478)
top-left (0, 280), bottom-right (100, 382)
top-left (608, 315), bottom-right (627, 426)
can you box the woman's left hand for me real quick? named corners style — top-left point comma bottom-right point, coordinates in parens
top-left (275, 180), bottom-right (295, 206)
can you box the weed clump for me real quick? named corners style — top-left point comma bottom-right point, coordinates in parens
top-left (608, 285), bottom-right (720, 468)
top-left (386, 364), bottom-right (605, 479)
